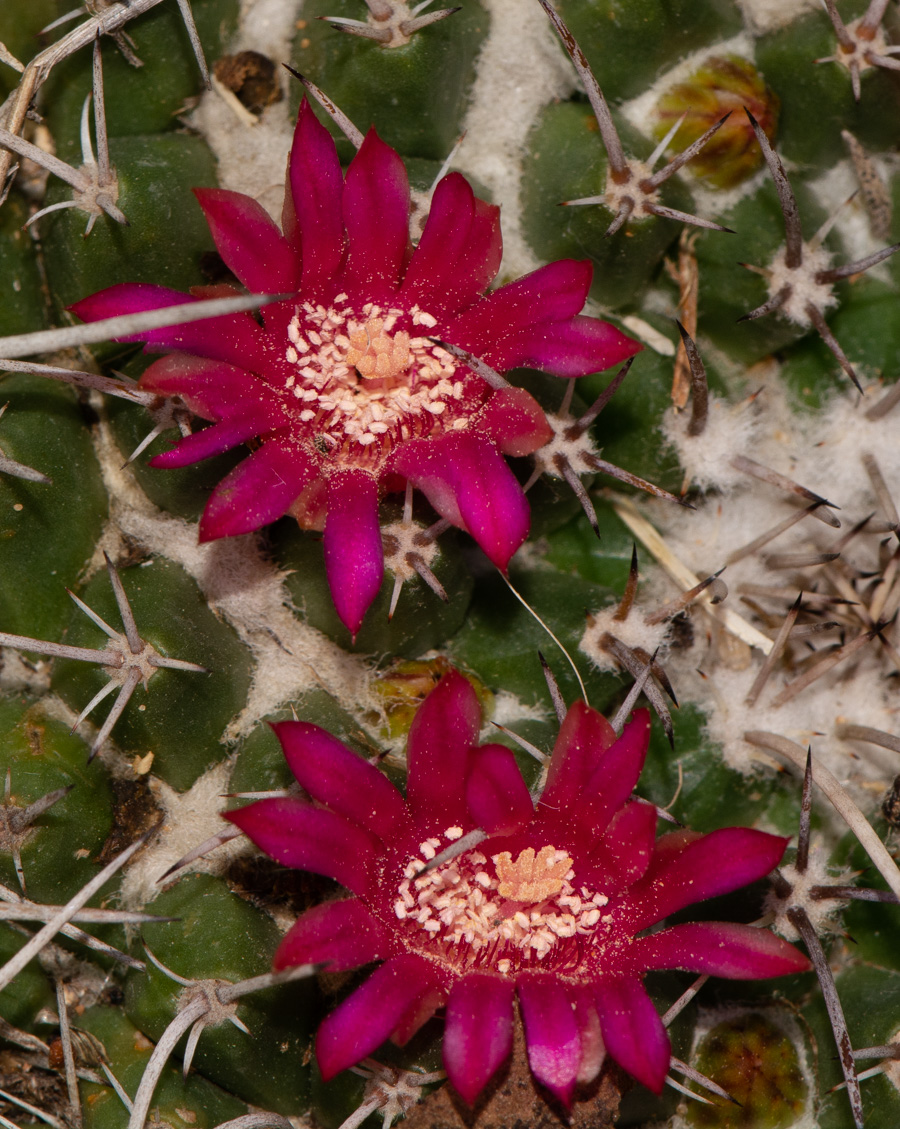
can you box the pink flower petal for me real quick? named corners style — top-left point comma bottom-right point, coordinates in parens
top-left (316, 954), bottom-right (442, 1081)
top-left (341, 128), bottom-right (410, 300)
top-left (193, 188), bottom-right (301, 293)
top-left (393, 432), bottom-right (529, 570)
top-left (323, 469), bottom-right (384, 637)
top-left (273, 898), bottom-right (392, 971)
top-left (391, 986), bottom-right (445, 1045)
top-left (150, 406), bottom-right (278, 468)
top-left (586, 800), bottom-right (657, 887)
top-left (573, 990), bottom-right (606, 1085)
top-left (139, 355), bottom-right (263, 419)
top-left (624, 828), bottom-right (790, 932)
top-left (627, 922), bottom-right (811, 979)
top-left (445, 194), bottom-right (504, 316)
top-left (70, 282), bottom-right (188, 328)
top-left (594, 977), bottom-right (669, 1094)
top-left (497, 316), bottom-right (643, 378)
top-left (539, 700), bottom-right (617, 819)
top-left (576, 710), bottom-right (651, 840)
top-left (517, 974), bottom-right (581, 1107)
top-left (444, 973), bottom-right (515, 1105)
top-left (70, 284), bottom-right (270, 370)
top-left (272, 720), bottom-right (406, 840)
top-left (401, 173), bottom-right (501, 316)
top-left (286, 99), bottom-right (346, 295)
top-left (405, 670), bottom-right (481, 828)
top-left (450, 260), bottom-right (594, 348)
top-left (648, 828), bottom-right (701, 864)
top-left (446, 260), bottom-right (639, 376)
top-left (465, 743), bottom-right (534, 835)
top-left (401, 174), bottom-right (473, 302)
top-left (475, 388), bottom-right (552, 457)
top-left (199, 438), bottom-right (319, 541)
top-left (225, 798), bottom-right (378, 897)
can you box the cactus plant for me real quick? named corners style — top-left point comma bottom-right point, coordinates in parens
top-left (3, 2), bottom-right (900, 1128)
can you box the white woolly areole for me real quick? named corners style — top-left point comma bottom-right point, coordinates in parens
top-left (766, 242), bottom-right (837, 328)
top-left (119, 760), bottom-right (246, 910)
top-left (823, 15), bottom-right (893, 82)
top-left (489, 690), bottom-right (549, 731)
top-left (531, 411), bottom-right (598, 479)
top-left (765, 847), bottom-right (852, 942)
top-left (580, 606), bottom-right (672, 674)
top-left (381, 519), bottom-right (438, 582)
top-left (809, 400), bottom-right (900, 514)
top-left (661, 392), bottom-right (765, 492)
top-left (239, 0), bottom-right (303, 59)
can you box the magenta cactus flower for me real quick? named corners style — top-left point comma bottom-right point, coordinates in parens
top-left (70, 100), bottom-right (641, 635)
top-left (225, 670), bottom-right (809, 1106)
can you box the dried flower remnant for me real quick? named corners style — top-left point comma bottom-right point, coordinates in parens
top-left (213, 51), bottom-right (282, 116)
top-left (667, 232), bottom-right (700, 413)
top-left (226, 669), bottom-right (807, 1106)
top-left (842, 130), bottom-right (893, 241)
top-left (654, 55), bottom-right (779, 189)
top-left (71, 99), bottom-right (640, 636)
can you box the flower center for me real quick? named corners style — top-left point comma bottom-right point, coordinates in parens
top-left (494, 845), bottom-right (573, 901)
top-left (392, 831), bottom-right (611, 972)
top-left (281, 296), bottom-right (485, 467)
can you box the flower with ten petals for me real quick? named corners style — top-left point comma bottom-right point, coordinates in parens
top-left (225, 669), bottom-right (809, 1106)
top-left (71, 100), bottom-right (641, 635)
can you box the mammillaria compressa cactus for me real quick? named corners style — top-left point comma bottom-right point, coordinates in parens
top-left (4, 2), bottom-right (900, 1129)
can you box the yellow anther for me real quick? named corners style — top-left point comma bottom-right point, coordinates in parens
top-left (494, 845), bottom-right (574, 903)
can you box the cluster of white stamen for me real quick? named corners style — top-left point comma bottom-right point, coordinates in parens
top-left (392, 832), bottom-right (610, 968)
top-left (281, 297), bottom-right (472, 463)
